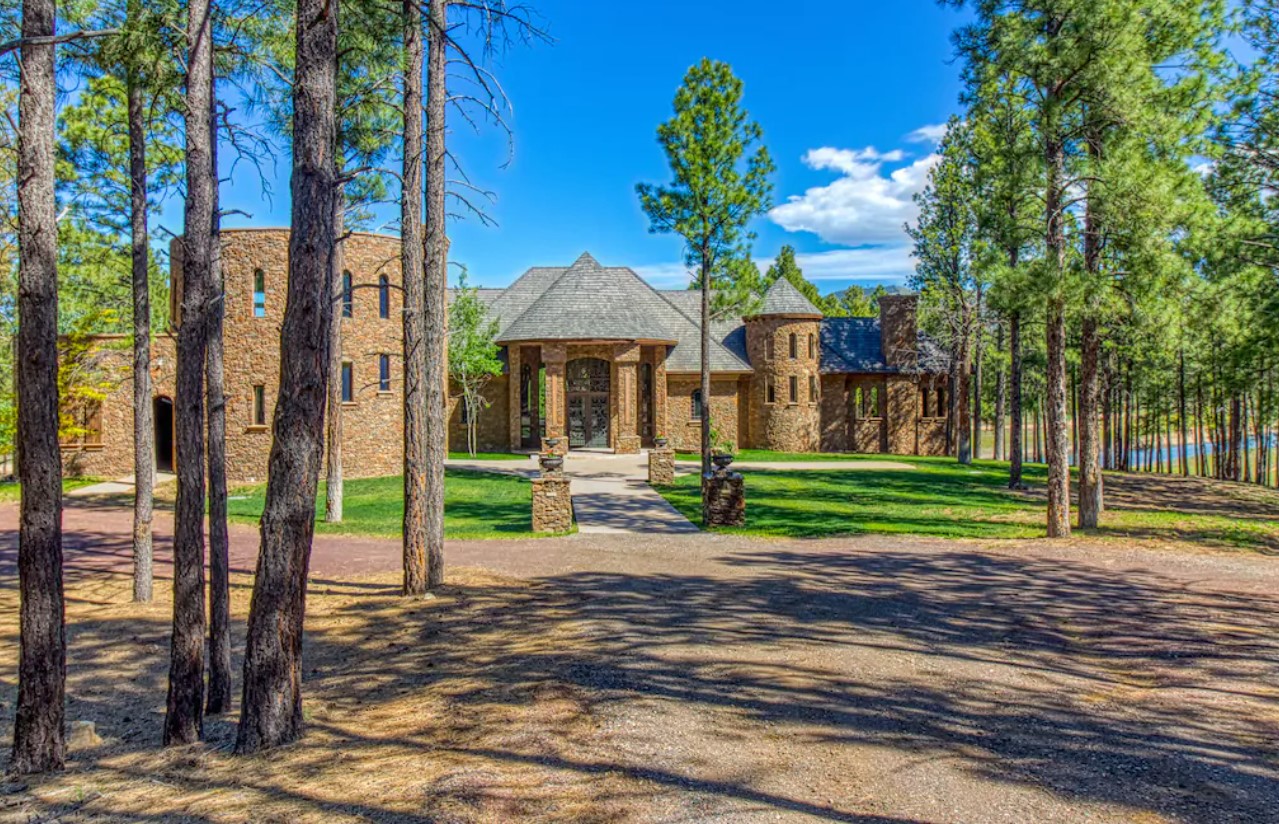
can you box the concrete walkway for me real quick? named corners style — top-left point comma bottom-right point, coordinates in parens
top-left (446, 451), bottom-right (699, 534)
top-left (68, 471), bottom-right (175, 498)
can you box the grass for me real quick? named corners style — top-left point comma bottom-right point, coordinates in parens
top-left (227, 467), bottom-right (536, 539)
top-left (675, 449), bottom-right (885, 463)
top-left (656, 455), bottom-right (1279, 551)
top-left (0, 476), bottom-right (103, 503)
top-left (448, 451), bottom-right (531, 461)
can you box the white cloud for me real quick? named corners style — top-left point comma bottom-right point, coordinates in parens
top-left (906, 123), bottom-right (949, 145)
top-left (761, 247), bottom-right (914, 286)
top-left (632, 261), bottom-right (693, 289)
top-left (768, 146), bottom-right (940, 247)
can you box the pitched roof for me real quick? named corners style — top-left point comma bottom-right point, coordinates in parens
top-left (755, 277), bottom-right (823, 317)
top-left (820, 317), bottom-right (950, 375)
top-left (497, 253), bottom-right (681, 344)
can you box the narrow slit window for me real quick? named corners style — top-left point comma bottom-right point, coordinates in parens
top-left (921, 387), bottom-right (931, 418)
top-left (691, 389), bottom-right (704, 420)
top-left (766, 336), bottom-right (774, 361)
top-left (766, 377), bottom-right (776, 405)
top-left (252, 385), bottom-right (266, 426)
top-left (378, 275), bottom-right (390, 319)
top-left (379, 354), bottom-right (391, 392)
top-left (341, 362), bottom-right (354, 403)
top-left (253, 269), bottom-right (266, 317)
top-left (789, 375), bottom-right (798, 404)
top-left (789, 333), bottom-right (798, 359)
top-left (342, 271), bottom-right (353, 318)
top-left (808, 333), bottom-right (815, 359)
top-left (809, 375), bottom-right (818, 403)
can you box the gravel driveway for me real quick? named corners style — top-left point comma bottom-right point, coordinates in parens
top-left (1, 500), bottom-right (1277, 822)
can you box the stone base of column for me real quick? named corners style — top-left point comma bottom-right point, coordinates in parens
top-left (532, 477), bottom-right (573, 533)
top-left (616, 434), bottom-right (641, 455)
top-left (702, 472), bottom-right (745, 527)
top-left (648, 447), bottom-right (675, 486)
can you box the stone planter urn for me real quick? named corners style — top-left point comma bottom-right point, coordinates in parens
top-left (539, 452), bottom-right (564, 476)
top-left (654, 436), bottom-right (669, 449)
top-left (711, 453), bottom-right (735, 473)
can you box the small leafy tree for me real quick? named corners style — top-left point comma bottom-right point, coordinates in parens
top-left (448, 269), bottom-right (502, 457)
top-left (638, 58), bottom-right (774, 488)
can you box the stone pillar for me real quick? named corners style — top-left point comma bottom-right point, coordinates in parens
top-left (653, 346), bottom-right (668, 444)
top-left (615, 343), bottom-right (641, 454)
top-left (543, 342), bottom-right (567, 455)
top-left (532, 476), bottom-right (573, 533)
top-left (507, 344), bottom-right (522, 451)
top-left (703, 469), bottom-right (745, 527)
top-left (885, 375), bottom-right (917, 455)
top-left (648, 446), bottom-right (675, 486)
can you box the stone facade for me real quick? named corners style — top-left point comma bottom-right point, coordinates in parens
top-left (648, 447), bottom-right (675, 486)
top-left (531, 476), bottom-right (573, 533)
top-left (61, 234), bottom-right (953, 483)
top-left (703, 471), bottom-right (745, 527)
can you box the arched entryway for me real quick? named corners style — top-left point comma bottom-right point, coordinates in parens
top-left (566, 357), bottom-right (610, 448)
top-left (154, 396), bottom-right (175, 472)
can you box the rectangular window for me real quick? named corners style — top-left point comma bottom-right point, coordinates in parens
top-left (808, 334), bottom-right (816, 359)
top-left (342, 272), bottom-right (353, 318)
top-left (378, 276), bottom-right (390, 319)
top-left (253, 269), bottom-right (266, 317)
top-left (809, 375), bottom-right (818, 403)
top-left (789, 333), bottom-right (798, 359)
top-left (252, 385), bottom-right (266, 426)
top-left (341, 362), bottom-right (354, 403)
top-left (789, 375), bottom-right (798, 404)
top-left (378, 354), bottom-right (391, 392)
top-left (765, 336), bottom-right (774, 361)
top-left (766, 377), bottom-right (775, 405)
top-left (60, 404), bottom-right (103, 447)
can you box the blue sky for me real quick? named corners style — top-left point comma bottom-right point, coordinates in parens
top-left (217, 0), bottom-right (972, 294)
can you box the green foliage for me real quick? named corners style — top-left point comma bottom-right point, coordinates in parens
top-left (448, 268), bottom-right (503, 457)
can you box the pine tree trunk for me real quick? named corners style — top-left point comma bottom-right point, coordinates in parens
top-left (205, 94), bottom-right (232, 716)
top-left (1229, 396), bottom-right (1242, 481)
top-left (972, 313), bottom-right (982, 461)
top-left (401, 0), bottom-right (427, 595)
top-left (165, 0), bottom-right (213, 745)
top-left (1078, 316), bottom-right (1102, 528)
top-left (326, 196), bottom-right (344, 522)
top-left (127, 35), bottom-right (154, 605)
top-left (1179, 349), bottom-right (1189, 476)
top-left (423, 0), bottom-right (447, 589)
top-left (234, 0), bottom-right (337, 754)
top-left (699, 253), bottom-right (713, 510)
top-left (1044, 126), bottom-right (1071, 536)
top-left (1008, 311), bottom-right (1023, 488)
top-left (11, 0), bottom-right (65, 772)
top-left (994, 322), bottom-right (1005, 462)
top-left (1102, 367), bottom-right (1113, 471)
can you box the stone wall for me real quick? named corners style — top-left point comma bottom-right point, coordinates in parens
top-left (743, 316), bottom-right (821, 452)
top-left (819, 374), bottom-right (850, 452)
top-left (531, 476), bottom-right (572, 533)
top-left (448, 373), bottom-right (511, 454)
top-left (665, 375), bottom-right (741, 453)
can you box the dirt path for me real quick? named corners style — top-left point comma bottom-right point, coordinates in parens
top-left (1, 500), bottom-right (1277, 822)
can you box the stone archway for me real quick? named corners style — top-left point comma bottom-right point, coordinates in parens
top-left (566, 357), bottom-right (610, 448)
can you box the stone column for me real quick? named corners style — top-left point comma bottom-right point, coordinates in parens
top-left (507, 344), bottom-right (522, 451)
top-left (648, 446), bottom-right (675, 486)
top-left (703, 469), bottom-right (745, 526)
top-left (885, 375), bottom-right (917, 455)
top-left (615, 343), bottom-right (641, 454)
top-left (653, 346), bottom-right (668, 444)
top-left (543, 342), bottom-right (567, 454)
top-left (532, 476), bottom-right (573, 533)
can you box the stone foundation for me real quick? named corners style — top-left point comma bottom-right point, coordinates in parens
top-left (532, 476), bottom-right (573, 533)
top-left (702, 471), bottom-right (745, 527)
top-left (648, 447), bottom-right (675, 486)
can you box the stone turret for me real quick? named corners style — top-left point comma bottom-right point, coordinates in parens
top-left (744, 279), bottom-right (823, 452)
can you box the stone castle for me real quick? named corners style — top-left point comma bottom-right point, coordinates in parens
top-left (62, 229), bottom-right (951, 484)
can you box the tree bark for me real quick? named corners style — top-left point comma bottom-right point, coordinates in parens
top-left (1044, 123), bottom-right (1071, 536)
top-left (994, 321), bottom-right (1005, 462)
top-left (699, 251), bottom-right (713, 520)
top-left (205, 93), bottom-right (231, 716)
top-left (401, 0), bottom-right (427, 594)
top-left (11, 0), bottom-right (65, 773)
top-left (1179, 348), bottom-right (1189, 476)
top-left (423, 0), bottom-right (447, 589)
top-left (235, 0), bottom-right (337, 754)
top-left (326, 195), bottom-right (344, 523)
top-left (1229, 395), bottom-right (1242, 481)
top-left (972, 309), bottom-right (982, 461)
top-left (165, 0), bottom-right (213, 745)
top-left (955, 315), bottom-right (972, 465)
top-left (1078, 316), bottom-right (1102, 528)
top-left (127, 22), bottom-right (154, 604)
top-left (1008, 311), bottom-right (1023, 488)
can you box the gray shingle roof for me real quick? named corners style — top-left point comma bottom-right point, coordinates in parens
top-left (820, 317), bottom-right (949, 375)
top-left (497, 253), bottom-right (681, 344)
top-left (756, 278), bottom-right (823, 317)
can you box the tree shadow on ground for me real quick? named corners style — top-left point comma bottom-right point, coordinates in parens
top-left (1, 545), bottom-right (1276, 822)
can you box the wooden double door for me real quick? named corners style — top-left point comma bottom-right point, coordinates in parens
top-left (566, 357), bottom-right (610, 448)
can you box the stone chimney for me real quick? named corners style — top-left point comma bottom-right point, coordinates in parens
top-left (879, 294), bottom-right (918, 370)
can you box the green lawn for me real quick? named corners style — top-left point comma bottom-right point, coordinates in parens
top-left (656, 456), bottom-right (1279, 550)
top-left (0, 477), bottom-right (103, 503)
top-left (447, 451), bottom-right (531, 461)
top-left (227, 468), bottom-right (537, 539)
top-left (675, 449), bottom-right (886, 463)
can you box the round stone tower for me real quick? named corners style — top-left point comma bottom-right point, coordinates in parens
top-left (745, 278), bottom-right (823, 452)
